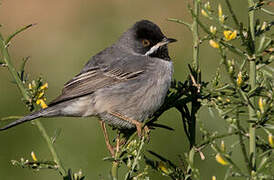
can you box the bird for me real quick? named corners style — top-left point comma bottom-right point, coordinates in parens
top-left (0, 20), bottom-right (176, 155)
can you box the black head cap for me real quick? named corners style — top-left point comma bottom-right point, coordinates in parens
top-left (116, 20), bottom-right (176, 60)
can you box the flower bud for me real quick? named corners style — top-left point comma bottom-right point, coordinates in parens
top-left (210, 26), bottom-right (217, 35)
top-left (268, 134), bottom-right (274, 148)
top-left (31, 151), bottom-right (38, 162)
top-left (221, 140), bottom-right (225, 152)
top-left (261, 22), bottom-right (267, 31)
top-left (237, 72), bottom-right (243, 87)
top-left (228, 66), bottom-right (234, 74)
top-left (218, 4), bottom-right (225, 23)
top-left (201, 9), bottom-right (209, 18)
top-left (209, 40), bottom-right (219, 48)
top-left (204, 2), bottom-right (211, 11)
top-left (215, 153), bottom-right (228, 165)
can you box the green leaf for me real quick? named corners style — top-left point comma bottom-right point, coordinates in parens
top-left (147, 150), bottom-right (177, 169)
top-left (257, 156), bottom-right (269, 172)
top-left (149, 123), bottom-right (174, 131)
top-left (257, 35), bottom-right (266, 53)
top-left (167, 18), bottom-right (192, 30)
top-left (188, 148), bottom-right (195, 167)
top-left (19, 56), bottom-right (30, 81)
top-left (51, 128), bottom-right (62, 144)
top-left (102, 156), bottom-right (115, 162)
top-left (63, 169), bottom-right (73, 180)
top-left (264, 124), bottom-right (274, 130)
top-left (1, 116), bottom-right (22, 121)
top-left (5, 24), bottom-right (37, 44)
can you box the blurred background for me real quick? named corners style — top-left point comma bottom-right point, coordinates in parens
top-left (0, 0), bottom-right (272, 179)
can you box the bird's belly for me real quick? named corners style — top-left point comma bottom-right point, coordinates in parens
top-left (60, 95), bottom-right (95, 117)
top-left (94, 60), bottom-right (173, 128)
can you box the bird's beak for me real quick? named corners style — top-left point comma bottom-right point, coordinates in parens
top-left (162, 37), bottom-right (177, 45)
top-left (145, 37), bottom-right (177, 56)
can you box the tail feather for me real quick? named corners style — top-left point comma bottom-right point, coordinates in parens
top-left (0, 105), bottom-right (61, 131)
top-left (0, 98), bottom-right (83, 131)
top-left (0, 110), bottom-right (44, 131)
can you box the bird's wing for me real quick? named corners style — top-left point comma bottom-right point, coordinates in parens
top-left (48, 55), bottom-right (148, 106)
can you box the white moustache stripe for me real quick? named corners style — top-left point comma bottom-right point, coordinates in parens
top-left (145, 41), bottom-right (168, 56)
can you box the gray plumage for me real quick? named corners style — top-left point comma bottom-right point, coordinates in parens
top-left (0, 20), bottom-right (176, 131)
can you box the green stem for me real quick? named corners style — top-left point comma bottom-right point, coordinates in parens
top-left (248, 0), bottom-right (256, 172)
top-left (111, 161), bottom-right (119, 180)
top-left (0, 32), bottom-right (66, 176)
top-left (225, 0), bottom-right (240, 27)
top-left (0, 34), bottom-right (30, 102)
top-left (34, 121), bottom-right (66, 175)
top-left (192, 0), bottom-right (199, 70)
top-left (167, 18), bottom-right (192, 30)
top-left (235, 111), bottom-right (251, 173)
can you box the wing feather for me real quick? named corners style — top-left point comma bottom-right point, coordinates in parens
top-left (49, 67), bottom-right (144, 106)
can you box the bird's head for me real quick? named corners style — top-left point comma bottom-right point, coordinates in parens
top-left (117, 20), bottom-right (177, 60)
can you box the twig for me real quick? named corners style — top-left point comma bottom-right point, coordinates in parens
top-left (261, 8), bottom-right (274, 16)
top-left (225, 0), bottom-right (240, 27)
top-left (248, 0), bottom-right (257, 172)
top-left (167, 18), bottom-right (192, 30)
top-left (198, 131), bottom-right (240, 148)
top-left (5, 24), bottom-right (36, 44)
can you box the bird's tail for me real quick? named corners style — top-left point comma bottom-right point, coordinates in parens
top-left (0, 106), bottom-right (58, 131)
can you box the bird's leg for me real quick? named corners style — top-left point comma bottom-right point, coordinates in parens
top-left (109, 112), bottom-right (149, 137)
top-left (100, 121), bottom-right (114, 157)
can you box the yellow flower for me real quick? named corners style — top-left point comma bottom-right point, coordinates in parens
top-left (39, 82), bottom-right (48, 90)
top-left (38, 91), bottom-right (45, 99)
top-left (209, 40), bottom-right (220, 48)
top-left (31, 151), bottom-right (38, 162)
top-left (215, 153), bottom-right (228, 165)
top-left (268, 134), bottom-right (274, 148)
top-left (223, 30), bottom-right (237, 41)
top-left (36, 99), bottom-right (48, 109)
top-left (210, 26), bottom-right (217, 35)
top-left (237, 72), bottom-right (243, 87)
top-left (212, 176), bottom-right (216, 180)
top-left (218, 4), bottom-right (225, 23)
top-left (201, 9), bottom-right (209, 18)
top-left (158, 161), bottom-right (170, 174)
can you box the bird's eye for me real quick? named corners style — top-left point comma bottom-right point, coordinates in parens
top-left (142, 39), bottom-right (150, 47)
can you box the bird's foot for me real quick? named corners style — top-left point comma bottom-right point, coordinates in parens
top-left (109, 111), bottom-right (150, 138)
top-left (134, 121), bottom-right (150, 138)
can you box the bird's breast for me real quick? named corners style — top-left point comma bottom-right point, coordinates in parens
top-left (139, 60), bottom-right (173, 115)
